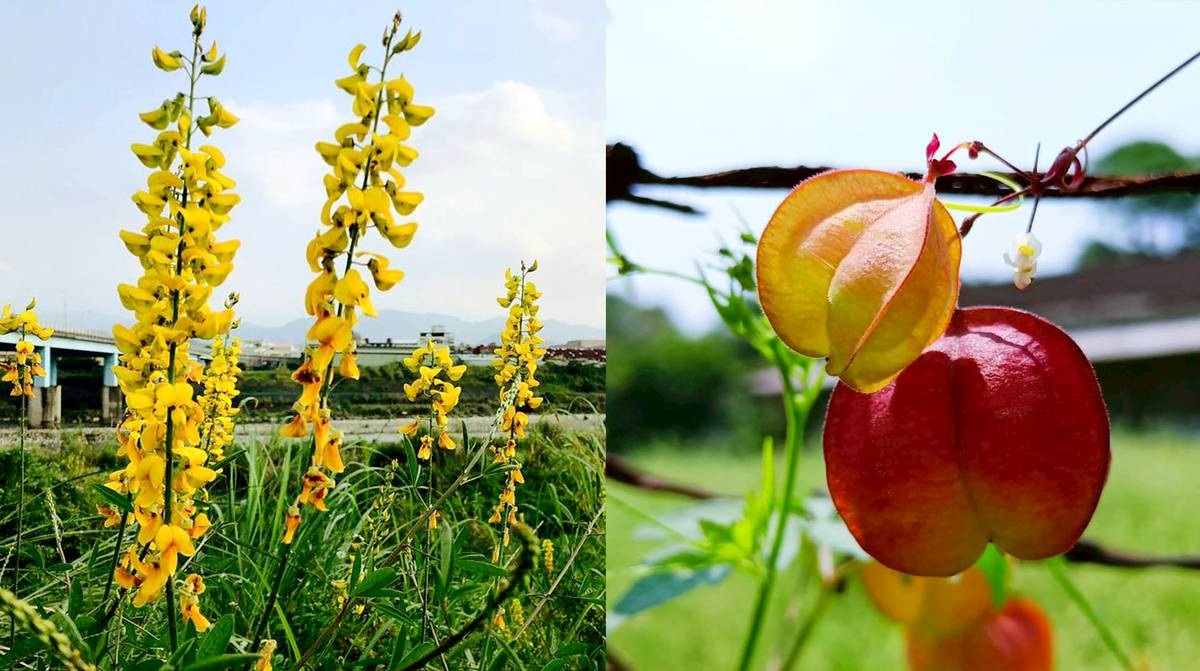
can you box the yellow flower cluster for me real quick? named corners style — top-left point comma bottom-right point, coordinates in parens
top-left (197, 304), bottom-right (242, 464)
top-left (280, 15), bottom-right (434, 540)
top-left (398, 339), bottom-right (465, 529)
top-left (488, 263), bottom-right (546, 561)
top-left (107, 6), bottom-right (236, 622)
top-left (0, 301), bottom-right (53, 398)
top-left (542, 539), bottom-right (555, 574)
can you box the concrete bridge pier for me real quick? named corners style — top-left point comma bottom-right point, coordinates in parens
top-left (28, 343), bottom-right (62, 428)
top-left (25, 386), bottom-right (43, 428)
top-left (102, 352), bottom-right (121, 424)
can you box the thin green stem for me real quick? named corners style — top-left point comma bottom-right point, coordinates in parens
top-left (101, 495), bottom-right (131, 604)
top-left (1046, 557), bottom-right (1134, 671)
top-left (250, 540), bottom-right (294, 648)
top-left (735, 352), bottom-right (809, 671)
top-left (160, 31), bottom-right (203, 655)
top-left (11, 334), bottom-right (27, 646)
top-left (778, 582), bottom-right (834, 671)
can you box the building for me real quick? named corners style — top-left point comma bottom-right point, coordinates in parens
top-left (355, 325), bottom-right (457, 367)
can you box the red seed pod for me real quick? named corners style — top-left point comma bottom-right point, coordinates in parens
top-left (907, 597), bottom-right (1054, 671)
top-left (824, 306), bottom-right (1110, 577)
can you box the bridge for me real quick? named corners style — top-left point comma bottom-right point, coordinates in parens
top-left (0, 327), bottom-right (120, 427)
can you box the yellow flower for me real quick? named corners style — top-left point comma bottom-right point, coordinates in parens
top-left (257, 640), bottom-right (277, 671)
top-left (155, 523), bottom-right (196, 576)
top-left (283, 505), bottom-right (301, 545)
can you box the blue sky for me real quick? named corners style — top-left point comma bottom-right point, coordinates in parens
top-left (607, 0), bottom-right (1200, 333)
top-left (0, 1), bottom-right (604, 329)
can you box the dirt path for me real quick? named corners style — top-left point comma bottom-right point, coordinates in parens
top-left (0, 413), bottom-right (604, 450)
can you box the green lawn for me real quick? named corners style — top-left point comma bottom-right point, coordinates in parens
top-left (607, 431), bottom-right (1200, 670)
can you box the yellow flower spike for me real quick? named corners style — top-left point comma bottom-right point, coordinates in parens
top-left (756, 170), bottom-right (961, 393)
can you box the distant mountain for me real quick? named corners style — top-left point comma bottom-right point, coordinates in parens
top-left (56, 309), bottom-right (603, 347)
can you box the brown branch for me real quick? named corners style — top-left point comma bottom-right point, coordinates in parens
top-left (607, 454), bottom-right (1200, 571)
top-left (606, 142), bottom-right (1200, 213)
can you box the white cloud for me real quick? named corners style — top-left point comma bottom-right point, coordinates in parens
top-left (529, 4), bottom-right (581, 44)
top-left (207, 81), bottom-right (603, 329)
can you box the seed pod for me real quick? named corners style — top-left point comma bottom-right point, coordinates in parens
top-left (757, 169), bottom-right (961, 392)
top-left (824, 307), bottom-right (1109, 577)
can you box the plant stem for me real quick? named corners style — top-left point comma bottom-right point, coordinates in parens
top-left (101, 495), bottom-right (131, 604)
top-left (11, 336), bottom-right (27, 645)
top-left (778, 582), bottom-right (834, 671)
top-left (735, 352), bottom-right (808, 671)
top-left (160, 32), bottom-right (203, 654)
top-left (250, 540), bottom-right (294, 648)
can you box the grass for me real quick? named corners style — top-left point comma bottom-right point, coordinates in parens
top-left (0, 423), bottom-right (606, 669)
top-left (608, 430), bottom-right (1200, 670)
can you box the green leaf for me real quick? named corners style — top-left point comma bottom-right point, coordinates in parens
top-left (196, 614), bottom-right (234, 659)
top-left (438, 523), bottom-right (453, 598)
top-left (609, 565), bottom-right (731, 633)
top-left (68, 579), bottom-right (84, 617)
top-left (49, 608), bottom-right (91, 663)
top-left (93, 484), bottom-right (133, 514)
top-left (206, 449), bottom-right (245, 472)
top-left (179, 654), bottom-right (262, 671)
top-left (457, 559), bottom-right (508, 578)
top-left (395, 642), bottom-right (436, 668)
top-left (801, 495), bottom-right (869, 560)
top-left (974, 544), bottom-right (1008, 609)
top-left (554, 643), bottom-right (588, 658)
top-left (1045, 557), bottom-right (1134, 671)
top-left (538, 661), bottom-right (567, 671)
top-left (352, 567), bottom-right (399, 598)
top-left (374, 602), bottom-right (415, 627)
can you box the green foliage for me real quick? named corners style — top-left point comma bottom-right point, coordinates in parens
top-left (0, 427), bottom-right (605, 670)
top-left (1077, 139), bottom-right (1200, 268)
top-left (237, 361), bottom-right (604, 419)
top-left (606, 294), bottom-right (762, 451)
top-left (609, 435), bottom-right (1200, 670)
